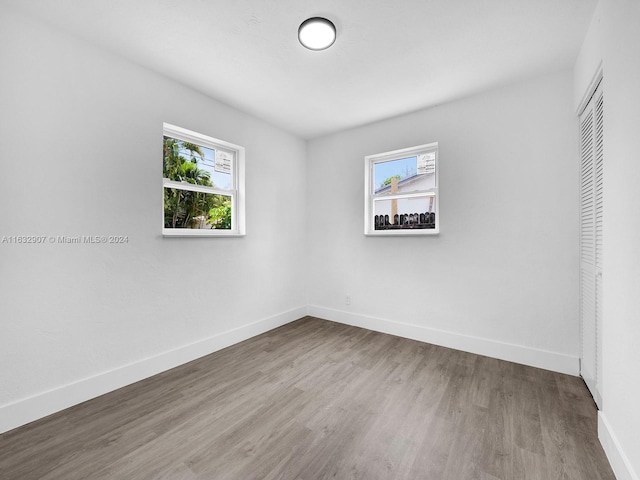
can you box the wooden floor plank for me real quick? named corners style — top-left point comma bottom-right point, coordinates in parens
top-left (0, 317), bottom-right (616, 480)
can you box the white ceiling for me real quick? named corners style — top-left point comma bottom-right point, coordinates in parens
top-left (7, 0), bottom-right (596, 139)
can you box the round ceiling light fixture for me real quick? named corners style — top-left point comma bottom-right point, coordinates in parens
top-left (298, 17), bottom-right (336, 50)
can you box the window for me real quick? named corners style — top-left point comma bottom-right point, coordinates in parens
top-left (162, 123), bottom-right (245, 236)
top-left (364, 143), bottom-right (439, 235)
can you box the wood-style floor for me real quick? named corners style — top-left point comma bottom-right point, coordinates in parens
top-left (0, 317), bottom-right (615, 479)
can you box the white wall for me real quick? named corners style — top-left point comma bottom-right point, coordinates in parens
top-left (575, 1), bottom-right (640, 478)
top-left (0, 5), bottom-right (307, 433)
top-left (307, 70), bottom-right (580, 374)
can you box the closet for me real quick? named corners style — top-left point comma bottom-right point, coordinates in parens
top-left (579, 79), bottom-right (603, 408)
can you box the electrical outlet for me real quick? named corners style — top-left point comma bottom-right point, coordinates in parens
top-left (346, 295), bottom-right (351, 305)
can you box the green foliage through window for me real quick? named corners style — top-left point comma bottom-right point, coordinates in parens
top-left (380, 175), bottom-right (401, 188)
top-left (163, 137), bottom-right (232, 229)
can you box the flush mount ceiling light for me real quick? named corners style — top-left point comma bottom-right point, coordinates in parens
top-left (298, 17), bottom-right (336, 50)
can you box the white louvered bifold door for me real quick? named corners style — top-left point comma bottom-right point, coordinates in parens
top-left (579, 82), bottom-right (603, 408)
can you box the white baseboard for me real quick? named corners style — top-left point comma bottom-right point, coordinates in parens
top-left (308, 305), bottom-right (579, 376)
top-left (599, 412), bottom-right (640, 480)
top-left (0, 305), bottom-right (581, 435)
top-left (0, 306), bottom-right (306, 434)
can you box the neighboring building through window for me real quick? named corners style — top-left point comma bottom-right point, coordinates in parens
top-left (364, 143), bottom-right (439, 235)
top-left (162, 123), bottom-right (245, 236)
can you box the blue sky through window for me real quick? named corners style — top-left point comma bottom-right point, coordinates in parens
top-left (374, 156), bottom-right (417, 189)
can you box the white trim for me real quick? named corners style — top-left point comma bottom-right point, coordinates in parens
top-left (365, 227), bottom-right (439, 237)
top-left (576, 62), bottom-right (603, 116)
top-left (162, 228), bottom-right (245, 238)
top-left (366, 143), bottom-right (438, 163)
top-left (163, 123), bottom-right (243, 154)
top-left (373, 191), bottom-right (436, 202)
top-left (0, 306), bottom-right (306, 434)
top-left (162, 179), bottom-right (233, 197)
top-left (307, 305), bottom-right (579, 375)
top-left (0, 307), bottom-right (584, 434)
top-left (364, 142), bottom-right (439, 236)
top-left (599, 412), bottom-right (640, 480)
top-left (162, 123), bottom-right (246, 237)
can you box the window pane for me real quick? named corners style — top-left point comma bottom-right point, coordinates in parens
top-left (373, 196), bottom-right (436, 230)
top-left (374, 156), bottom-right (416, 192)
top-left (163, 136), bottom-right (233, 190)
top-left (164, 188), bottom-right (232, 230)
top-left (373, 155), bottom-right (436, 195)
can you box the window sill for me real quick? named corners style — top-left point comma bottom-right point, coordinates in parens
top-left (162, 229), bottom-right (245, 238)
top-left (365, 228), bottom-right (440, 236)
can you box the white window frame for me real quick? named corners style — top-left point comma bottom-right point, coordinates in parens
top-left (364, 142), bottom-right (439, 236)
top-left (162, 123), bottom-right (245, 237)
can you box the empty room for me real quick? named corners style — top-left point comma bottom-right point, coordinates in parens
top-left (1, 0), bottom-right (639, 479)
